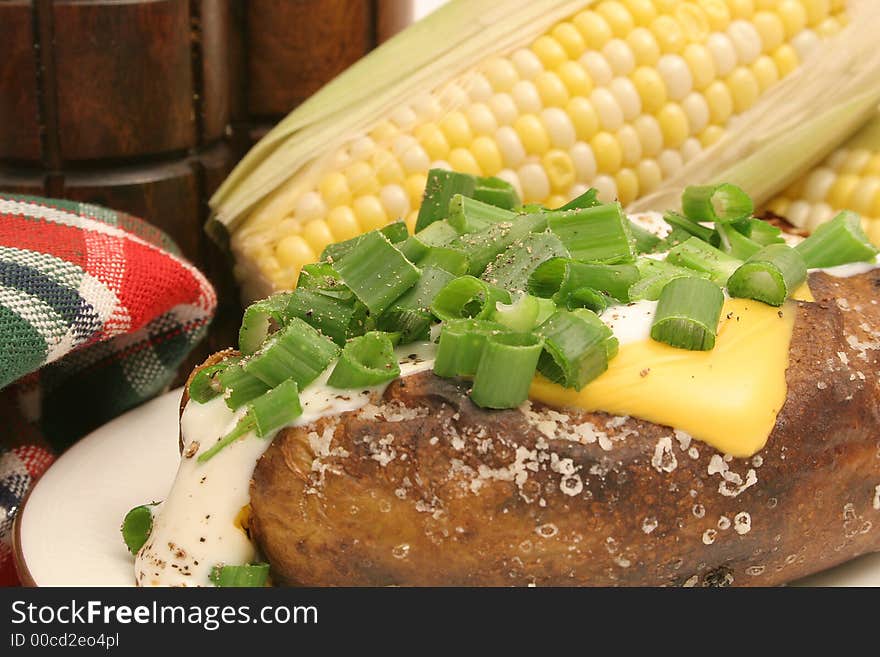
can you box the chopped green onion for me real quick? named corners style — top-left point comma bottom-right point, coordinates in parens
top-left (662, 211), bottom-right (715, 242)
top-left (546, 203), bottom-right (637, 263)
top-left (795, 211), bottom-right (879, 268)
top-left (333, 230), bottom-right (421, 316)
top-left (629, 219), bottom-right (663, 253)
top-left (417, 246), bottom-right (469, 275)
top-left (321, 221), bottom-right (408, 262)
top-left (295, 262), bottom-right (350, 297)
top-left (188, 360), bottom-right (235, 403)
top-left (121, 505), bottom-right (153, 554)
top-left (681, 183), bottom-right (754, 223)
top-left (742, 218), bottom-right (784, 246)
top-left (666, 237), bottom-right (742, 285)
top-left (470, 332), bottom-right (544, 409)
top-left (451, 211), bottom-right (547, 276)
top-left (658, 226), bottom-right (696, 251)
top-left (536, 310), bottom-right (611, 389)
top-left (218, 364), bottom-right (270, 410)
top-left (528, 258), bottom-right (639, 303)
top-left (430, 275), bottom-right (511, 321)
top-left (714, 221), bottom-right (762, 260)
top-left (651, 277), bottom-right (725, 350)
top-left (448, 194), bottom-right (516, 233)
top-left (284, 288), bottom-right (369, 346)
top-left (238, 293), bottom-right (293, 355)
top-left (434, 319), bottom-right (509, 377)
top-left (492, 294), bottom-right (556, 332)
top-left (629, 258), bottom-right (706, 302)
top-left (378, 266), bottom-right (453, 341)
top-left (564, 287), bottom-right (608, 313)
top-left (473, 175), bottom-right (520, 209)
top-left (328, 332), bottom-right (401, 388)
top-left (210, 563), bottom-right (270, 588)
top-left (727, 243), bottom-right (807, 307)
top-left (416, 169), bottom-right (477, 232)
top-left (199, 379), bottom-right (303, 463)
top-left (482, 231), bottom-right (569, 292)
top-left (400, 220), bottom-right (460, 262)
top-left (555, 187), bottom-right (600, 211)
top-left (243, 317), bottom-right (339, 388)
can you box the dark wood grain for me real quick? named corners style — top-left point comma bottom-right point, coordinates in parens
top-left (0, 1), bottom-right (41, 162)
top-left (198, 0), bottom-right (233, 142)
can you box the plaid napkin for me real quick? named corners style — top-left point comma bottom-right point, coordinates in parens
top-left (0, 194), bottom-right (216, 585)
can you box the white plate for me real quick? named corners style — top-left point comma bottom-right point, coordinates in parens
top-left (15, 388), bottom-right (880, 587)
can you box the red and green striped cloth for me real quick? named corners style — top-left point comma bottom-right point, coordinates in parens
top-left (0, 194), bottom-right (216, 585)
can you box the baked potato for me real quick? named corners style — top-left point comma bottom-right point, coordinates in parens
top-left (249, 268), bottom-right (880, 586)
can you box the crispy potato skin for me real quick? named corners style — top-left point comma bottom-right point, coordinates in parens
top-left (249, 271), bottom-right (880, 586)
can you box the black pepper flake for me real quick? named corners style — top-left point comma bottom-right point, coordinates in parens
top-left (199, 537), bottom-right (206, 543)
top-left (639, 368), bottom-right (651, 378)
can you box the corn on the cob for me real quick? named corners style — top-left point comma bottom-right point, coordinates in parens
top-left (765, 113), bottom-right (880, 245)
top-left (210, 0), bottom-right (880, 301)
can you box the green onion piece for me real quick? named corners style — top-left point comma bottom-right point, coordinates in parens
top-left (416, 169), bottom-right (477, 232)
top-left (188, 361), bottom-right (234, 403)
top-left (681, 183), bottom-right (754, 223)
top-left (328, 332), bottom-right (400, 388)
top-left (210, 563), bottom-right (270, 588)
top-left (473, 175), bottom-right (521, 209)
top-left (284, 288), bottom-right (368, 346)
top-left (450, 212), bottom-right (548, 276)
top-left (657, 225), bottom-right (696, 251)
top-left (378, 266), bottom-right (453, 342)
top-left (321, 220), bottom-right (408, 262)
top-left (666, 236), bottom-right (743, 285)
top-left (629, 219), bottom-right (663, 253)
top-left (536, 310), bottom-right (612, 389)
top-left (244, 317), bottom-right (340, 388)
top-left (434, 319), bottom-right (509, 377)
top-left (651, 277), bottom-right (725, 350)
top-left (528, 257), bottom-right (639, 303)
top-left (121, 505), bottom-right (153, 554)
top-left (482, 231), bottom-right (569, 292)
top-left (629, 258), bottom-right (706, 301)
top-left (430, 275), bottom-right (511, 322)
top-left (571, 308), bottom-right (617, 355)
top-left (295, 262), bottom-right (349, 295)
top-left (555, 187), bottom-right (600, 211)
top-left (715, 221), bottom-right (762, 260)
top-left (795, 211), bottom-right (879, 268)
top-left (417, 246), bottom-right (469, 275)
top-left (547, 203), bottom-right (637, 263)
top-left (565, 287), bottom-right (608, 313)
top-left (663, 211), bottom-right (715, 242)
top-left (492, 294), bottom-right (556, 332)
top-left (742, 218), bottom-right (784, 246)
top-left (470, 332), bottom-right (544, 409)
top-left (197, 419), bottom-right (251, 462)
top-left (333, 230), bottom-right (421, 316)
top-left (448, 194), bottom-right (516, 233)
top-left (218, 365), bottom-right (270, 410)
top-left (249, 378), bottom-right (302, 436)
top-left (727, 243), bottom-right (807, 307)
top-left (238, 293), bottom-right (293, 355)
top-left (400, 219), bottom-right (460, 262)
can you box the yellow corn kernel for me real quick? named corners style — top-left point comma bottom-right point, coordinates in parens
top-left (326, 206), bottom-right (361, 241)
top-left (535, 70), bottom-right (570, 107)
top-left (840, 149), bottom-right (871, 174)
top-left (345, 161), bottom-right (380, 195)
top-left (636, 158), bottom-right (663, 194)
top-left (627, 27), bottom-right (661, 66)
top-left (864, 155), bottom-right (880, 177)
top-left (802, 0), bottom-right (830, 26)
top-left (551, 23), bottom-right (587, 58)
top-left (703, 80), bottom-right (733, 124)
top-left (319, 172), bottom-right (352, 207)
top-left (751, 55), bottom-right (779, 91)
top-left (697, 0), bottom-right (731, 30)
top-left (405, 173), bottom-right (427, 207)
top-left (352, 195), bottom-right (388, 231)
top-left (848, 177), bottom-right (880, 216)
top-left (826, 174), bottom-right (859, 208)
top-left (816, 16), bottom-right (843, 38)
top-left (276, 235), bottom-right (316, 271)
top-left (514, 114), bottom-right (551, 155)
top-left (439, 111), bottom-right (473, 148)
top-left (777, 0), bottom-right (807, 38)
top-left (546, 194), bottom-right (568, 209)
top-left (615, 168), bottom-right (640, 205)
top-left (372, 151), bottom-right (405, 185)
top-left (370, 120), bottom-right (398, 143)
top-left (657, 103), bottom-right (690, 149)
top-left (767, 197), bottom-right (791, 217)
top-left (622, 0), bottom-right (657, 25)
top-left (567, 97), bottom-right (600, 141)
top-left (573, 11), bottom-right (613, 49)
top-left (753, 12), bottom-right (785, 53)
top-left (482, 57), bottom-right (518, 92)
top-left (651, 15), bottom-right (686, 53)
top-left (726, 67), bottom-right (760, 113)
top-left (865, 220), bottom-right (880, 247)
top-left (532, 35), bottom-right (567, 69)
top-left (542, 149), bottom-right (576, 191)
top-left (404, 210), bottom-right (419, 233)
top-left (590, 131), bottom-right (623, 173)
top-left (682, 43), bottom-right (715, 90)
top-left (415, 123), bottom-right (450, 161)
top-left (676, 3), bottom-right (710, 42)
top-left (631, 67), bottom-right (667, 114)
top-left (470, 136), bottom-right (503, 176)
top-left (725, 0), bottom-right (755, 20)
top-left (302, 220), bottom-right (335, 254)
top-left (597, 2), bottom-right (635, 37)
top-left (447, 148), bottom-right (482, 176)
top-left (557, 61), bottom-right (593, 98)
top-left (772, 44), bottom-right (799, 77)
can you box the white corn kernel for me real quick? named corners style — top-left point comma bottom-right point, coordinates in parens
top-left (706, 32), bottom-right (737, 76)
top-left (609, 77), bottom-right (642, 120)
top-left (727, 20), bottom-right (762, 64)
top-left (351, 135), bottom-right (376, 159)
top-left (616, 125), bottom-right (643, 166)
top-left (791, 29), bottom-right (821, 61)
top-left (466, 103), bottom-right (498, 136)
top-left (805, 202), bottom-right (836, 232)
top-left (803, 168), bottom-right (837, 202)
top-left (633, 114), bottom-right (663, 157)
top-left (496, 126), bottom-right (527, 168)
top-left (785, 199), bottom-right (811, 226)
top-left (495, 168), bottom-right (523, 199)
top-left (542, 108), bottom-right (577, 149)
top-left (512, 80), bottom-right (543, 113)
top-left (681, 137), bottom-right (702, 162)
top-left (602, 39), bottom-right (636, 75)
top-left (657, 54), bottom-right (693, 100)
top-left (380, 184), bottom-right (410, 219)
top-left (390, 106), bottom-right (417, 130)
top-left (658, 149), bottom-right (684, 177)
top-left (294, 191), bottom-right (327, 222)
top-left (592, 174), bottom-right (619, 202)
top-left (518, 162), bottom-right (551, 201)
top-left (512, 48), bottom-right (544, 79)
top-left (488, 93), bottom-right (519, 126)
top-left (591, 88), bottom-right (625, 131)
top-left (465, 72), bottom-right (493, 102)
top-left (570, 141), bottom-right (598, 181)
top-left (580, 51), bottom-right (614, 85)
top-left (682, 92), bottom-right (710, 134)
